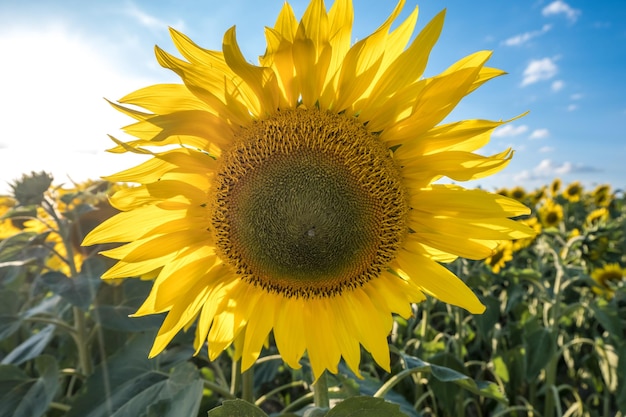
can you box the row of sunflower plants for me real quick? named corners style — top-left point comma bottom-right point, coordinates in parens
top-left (0, 173), bottom-right (624, 417)
top-left (390, 180), bottom-right (625, 416)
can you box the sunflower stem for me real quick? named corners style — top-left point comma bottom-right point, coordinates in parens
top-left (312, 371), bottom-right (330, 409)
top-left (241, 366), bottom-right (255, 403)
top-left (230, 359), bottom-right (240, 396)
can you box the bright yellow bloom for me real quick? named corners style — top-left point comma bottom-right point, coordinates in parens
top-left (0, 196), bottom-right (21, 239)
top-left (512, 216), bottom-right (541, 251)
top-left (550, 178), bottom-right (561, 196)
top-left (563, 181), bottom-right (583, 202)
top-left (509, 186), bottom-right (527, 202)
top-left (531, 186), bottom-right (547, 205)
top-left (592, 184), bottom-right (611, 207)
top-left (84, 0), bottom-right (532, 378)
top-left (591, 264), bottom-right (625, 299)
top-left (22, 181), bottom-right (118, 276)
top-left (585, 207), bottom-right (609, 226)
top-left (539, 199), bottom-right (564, 228)
top-left (485, 241), bottom-right (514, 273)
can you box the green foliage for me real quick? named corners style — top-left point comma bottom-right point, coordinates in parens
top-left (0, 174), bottom-right (625, 416)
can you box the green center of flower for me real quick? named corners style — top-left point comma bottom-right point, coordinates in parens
top-left (212, 109), bottom-right (407, 298)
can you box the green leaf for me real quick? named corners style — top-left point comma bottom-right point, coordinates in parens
top-left (1, 324), bottom-right (55, 365)
top-left (144, 363), bottom-right (204, 417)
top-left (325, 396), bottom-right (407, 417)
top-left (402, 353), bottom-right (507, 403)
top-left (472, 295), bottom-right (501, 341)
top-left (39, 257), bottom-right (104, 310)
top-left (524, 328), bottom-right (555, 381)
top-left (0, 355), bottom-right (59, 417)
top-left (0, 289), bottom-right (21, 339)
top-left (336, 362), bottom-right (418, 417)
top-left (208, 399), bottom-right (269, 417)
top-left (67, 332), bottom-right (198, 417)
top-left (93, 305), bottom-right (163, 332)
top-left (590, 298), bottom-right (623, 339)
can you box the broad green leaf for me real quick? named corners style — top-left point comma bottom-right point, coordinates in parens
top-left (67, 332), bottom-right (196, 417)
top-left (472, 295), bottom-right (500, 341)
top-left (590, 298), bottom-right (623, 339)
top-left (0, 232), bottom-right (36, 262)
top-left (208, 399), bottom-right (269, 417)
top-left (145, 363), bottom-right (203, 417)
top-left (0, 289), bottom-right (21, 339)
top-left (1, 324), bottom-right (55, 365)
top-left (0, 355), bottom-right (59, 417)
top-left (325, 396), bottom-right (407, 417)
top-left (336, 363), bottom-right (418, 417)
top-left (403, 353), bottom-right (507, 403)
top-left (94, 305), bottom-right (163, 332)
top-left (524, 328), bottom-right (555, 381)
top-left (39, 257), bottom-right (104, 310)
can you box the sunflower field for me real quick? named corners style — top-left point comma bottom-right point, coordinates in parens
top-left (1, 173), bottom-right (624, 417)
top-left (2, 0), bottom-right (625, 415)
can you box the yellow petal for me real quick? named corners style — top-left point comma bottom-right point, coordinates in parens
top-left (293, 0), bottom-right (331, 107)
top-left (222, 27), bottom-right (280, 116)
top-left (390, 118), bottom-right (507, 155)
top-left (274, 297), bottom-right (307, 369)
top-left (410, 184), bottom-right (531, 218)
top-left (394, 253), bottom-right (485, 314)
top-left (330, 0), bottom-right (405, 112)
top-left (400, 148), bottom-right (514, 183)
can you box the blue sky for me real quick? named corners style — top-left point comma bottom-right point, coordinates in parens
top-left (1, 0), bottom-right (624, 194)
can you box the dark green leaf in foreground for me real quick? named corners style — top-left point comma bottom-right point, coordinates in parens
top-left (325, 396), bottom-right (407, 417)
top-left (1, 324), bottom-right (55, 365)
top-left (67, 332), bottom-right (199, 417)
top-left (208, 399), bottom-right (269, 417)
top-left (0, 355), bottom-right (59, 417)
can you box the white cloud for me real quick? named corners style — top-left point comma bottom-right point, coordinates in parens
top-left (539, 146), bottom-right (555, 153)
top-left (0, 26), bottom-right (155, 192)
top-left (514, 159), bottom-right (599, 181)
top-left (493, 124), bottom-right (529, 138)
top-left (570, 93), bottom-right (583, 100)
top-left (502, 24), bottom-right (552, 47)
top-left (551, 80), bottom-right (565, 91)
top-left (567, 104), bottom-right (578, 111)
top-left (542, 1), bottom-right (581, 22)
top-left (529, 129), bottom-right (550, 140)
top-left (521, 57), bottom-right (558, 86)
top-left (123, 3), bottom-right (185, 31)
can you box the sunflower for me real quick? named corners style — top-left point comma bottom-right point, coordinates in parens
top-left (509, 186), bottom-right (527, 202)
top-left (484, 241), bottom-right (514, 273)
top-left (538, 199), bottom-right (564, 228)
top-left (22, 181), bottom-right (118, 276)
top-left (84, 0), bottom-right (533, 378)
top-left (563, 181), bottom-right (583, 203)
top-left (550, 178), bottom-right (562, 196)
top-left (585, 207), bottom-right (609, 227)
top-left (591, 264), bottom-right (625, 299)
top-left (592, 184), bottom-right (611, 207)
top-left (530, 185), bottom-right (547, 206)
top-left (512, 216), bottom-right (541, 251)
top-left (0, 196), bottom-right (21, 239)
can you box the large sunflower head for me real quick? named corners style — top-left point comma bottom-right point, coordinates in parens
top-left (84, 0), bottom-right (533, 378)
